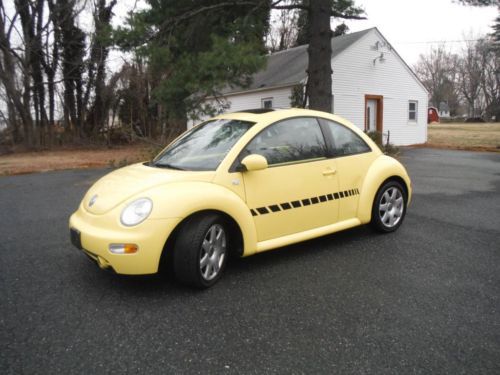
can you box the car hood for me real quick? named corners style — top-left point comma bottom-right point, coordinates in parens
top-left (82, 163), bottom-right (215, 215)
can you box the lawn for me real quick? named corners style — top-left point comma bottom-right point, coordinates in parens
top-left (0, 145), bottom-right (152, 176)
top-left (426, 123), bottom-right (500, 152)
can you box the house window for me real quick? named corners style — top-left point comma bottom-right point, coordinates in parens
top-left (408, 101), bottom-right (418, 121)
top-left (262, 98), bottom-right (273, 109)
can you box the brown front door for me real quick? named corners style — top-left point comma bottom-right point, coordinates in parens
top-left (364, 95), bottom-right (383, 132)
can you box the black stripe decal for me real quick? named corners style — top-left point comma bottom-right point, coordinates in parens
top-left (280, 202), bottom-right (292, 210)
top-left (257, 207), bottom-right (269, 215)
top-left (269, 205), bottom-right (281, 212)
top-left (251, 188), bottom-right (361, 216)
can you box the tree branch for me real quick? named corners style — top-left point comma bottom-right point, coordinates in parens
top-left (160, 1), bottom-right (260, 30)
top-left (272, 4), bottom-right (309, 11)
top-left (331, 11), bottom-right (366, 20)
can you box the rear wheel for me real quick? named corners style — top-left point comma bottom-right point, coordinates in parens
top-left (173, 214), bottom-right (228, 288)
top-left (371, 180), bottom-right (407, 233)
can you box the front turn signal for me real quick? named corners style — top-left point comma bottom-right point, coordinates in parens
top-left (109, 243), bottom-right (138, 254)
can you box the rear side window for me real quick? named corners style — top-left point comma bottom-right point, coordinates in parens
top-left (321, 119), bottom-right (371, 157)
top-left (243, 117), bottom-right (327, 165)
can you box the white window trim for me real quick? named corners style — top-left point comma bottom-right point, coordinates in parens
top-left (261, 97), bottom-right (273, 109)
top-left (408, 100), bottom-right (418, 122)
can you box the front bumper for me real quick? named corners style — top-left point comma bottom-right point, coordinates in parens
top-left (69, 208), bottom-right (181, 275)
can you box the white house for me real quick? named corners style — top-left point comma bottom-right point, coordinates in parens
top-left (438, 102), bottom-right (451, 118)
top-left (189, 28), bottom-right (428, 146)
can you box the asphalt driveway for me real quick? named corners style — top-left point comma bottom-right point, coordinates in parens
top-left (1, 148), bottom-right (499, 374)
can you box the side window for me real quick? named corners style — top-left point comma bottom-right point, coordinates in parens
top-left (322, 119), bottom-right (371, 157)
top-left (243, 117), bottom-right (327, 165)
top-left (261, 98), bottom-right (273, 109)
top-left (408, 100), bottom-right (418, 121)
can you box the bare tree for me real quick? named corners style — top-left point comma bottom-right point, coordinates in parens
top-left (457, 38), bottom-right (484, 118)
top-left (266, 7), bottom-right (299, 52)
top-left (477, 38), bottom-right (500, 120)
top-left (84, 0), bottom-right (117, 135)
top-left (15, 0), bottom-right (51, 145)
top-left (43, 0), bottom-right (61, 144)
top-left (414, 46), bottom-right (460, 115)
top-left (0, 3), bottom-right (33, 145)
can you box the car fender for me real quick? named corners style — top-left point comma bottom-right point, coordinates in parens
top-left (357, 155), bottom-right (412, 224)
top-left (145, 181), bottom-right (258, 256)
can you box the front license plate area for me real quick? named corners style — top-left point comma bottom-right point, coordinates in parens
top-left (70, 228), bottom-right (82, 250)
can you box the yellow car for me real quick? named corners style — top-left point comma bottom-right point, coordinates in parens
top-left (70, 108), bottom-right (411, 288)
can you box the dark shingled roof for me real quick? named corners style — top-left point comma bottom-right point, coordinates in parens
top-left (220, 28), bottom-right (374, 96)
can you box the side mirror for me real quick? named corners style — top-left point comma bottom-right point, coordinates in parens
top-left (240, 154), bottom-right (268, 172)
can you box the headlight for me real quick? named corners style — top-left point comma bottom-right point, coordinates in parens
top-left (120, 198), bottom-right (153, 226)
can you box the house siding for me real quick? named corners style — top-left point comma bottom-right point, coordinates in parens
top-left (187, 86), bottom-right (293, 128)
top-left (331, 30), bottom-right (428, 145)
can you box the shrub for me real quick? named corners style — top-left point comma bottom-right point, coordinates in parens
top-left (465, 117), bottom-right (485, 123)
top-left (366, 130), bottom-right (399, 156)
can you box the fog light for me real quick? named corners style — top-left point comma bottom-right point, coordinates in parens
top-left (109, 243), bottom-right (138, 254)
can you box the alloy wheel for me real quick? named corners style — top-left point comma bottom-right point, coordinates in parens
top-left (378, 187), bottom-right (404, 228)
top-left (199, 224), bottom-right (227, 281)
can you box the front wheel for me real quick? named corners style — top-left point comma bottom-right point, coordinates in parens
top-left (173, 214), bottom-right (229, 288)
top-left (371, 180), bottom-right (407, 233)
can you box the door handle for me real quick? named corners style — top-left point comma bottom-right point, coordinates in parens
top-left (322, 168), bottom-right (337, 176)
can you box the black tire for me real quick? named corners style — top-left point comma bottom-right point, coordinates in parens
top-left (371, 180), bottom-right (407, 233)
top-left (173, 213), bottom-right (229, 288)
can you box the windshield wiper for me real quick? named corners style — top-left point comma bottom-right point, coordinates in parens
top-left (152, 162), bottom-right (185, 171)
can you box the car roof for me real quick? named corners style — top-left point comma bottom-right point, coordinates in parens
top-left (215, 108), bottom-right (351, 127)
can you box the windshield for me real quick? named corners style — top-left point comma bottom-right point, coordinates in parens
top-left (153, 119), bottom-right (255, 171)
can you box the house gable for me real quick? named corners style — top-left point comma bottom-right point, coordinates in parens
top-left (330, 28), bottom-right (429, 145)
top-left (330, 28), bottom-right (428, 94)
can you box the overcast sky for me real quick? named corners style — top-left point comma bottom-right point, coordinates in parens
top-left (344, 0), bottom-right (497, 64)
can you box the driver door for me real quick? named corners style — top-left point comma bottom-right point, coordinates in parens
top-left (240, 117), bottom-right (340, 242)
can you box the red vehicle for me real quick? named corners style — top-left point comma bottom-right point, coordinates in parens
top-left (428, 107), bottom-right (439, 123)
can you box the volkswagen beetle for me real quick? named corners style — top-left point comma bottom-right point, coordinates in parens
top-left (69, 108), bottom-right (411, 288)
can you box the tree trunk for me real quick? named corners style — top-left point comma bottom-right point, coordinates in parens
top-left (7, 101), bottom-right (20, 143)
top-left (34, 0), bottom-right (48, 146)
top-left (306, 0), bottom-right (332, 112)
top-left (21, 71), bottom-right (34, 146)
